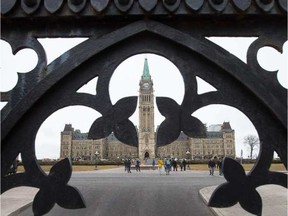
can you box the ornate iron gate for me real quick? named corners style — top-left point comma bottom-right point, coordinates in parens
top-left (1, 0), bottom-right (287, 215)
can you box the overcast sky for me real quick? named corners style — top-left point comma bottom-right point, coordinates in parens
top-left (1, 37), bottom-right (287, 160)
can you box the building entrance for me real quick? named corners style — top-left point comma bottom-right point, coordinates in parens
top-left (144, 152), bottom-right (149, 159)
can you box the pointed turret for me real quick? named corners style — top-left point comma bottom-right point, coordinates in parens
top-left (142, 58), bottom-right (151, 80)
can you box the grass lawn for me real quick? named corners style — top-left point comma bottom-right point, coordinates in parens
top-left (17, 163), bottom-right (286, 173)
top-left (189, 163), bottom-right (286, 172)
top-left (17, 165), bottom-right (121, 172)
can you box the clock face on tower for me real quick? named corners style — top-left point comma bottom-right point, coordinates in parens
top-left (143, 83), bottom-right (149, 89)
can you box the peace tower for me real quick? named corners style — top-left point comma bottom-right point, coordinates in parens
top-left (138, 58), bottom-right (156, 159)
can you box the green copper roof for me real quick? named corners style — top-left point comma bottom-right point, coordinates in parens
top-left (142, 58), bottom-right (150, 80)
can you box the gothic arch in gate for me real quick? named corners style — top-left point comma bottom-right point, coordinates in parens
top-left (1, 1), bottom-right (287, 215)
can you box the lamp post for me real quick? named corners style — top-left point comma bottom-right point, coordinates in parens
top-left (95, 151), bottom-right (99, 170)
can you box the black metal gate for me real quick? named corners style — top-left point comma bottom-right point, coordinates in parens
top-left (1, 0), bottom-right (287, 215)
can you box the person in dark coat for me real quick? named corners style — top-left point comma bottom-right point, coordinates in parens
top-left (217, 158), bottom-right (223, 176)
top-left (172, 158), bottom-right (177, 171)
top-left (136, 159), bottom-right (141, 172)
top-left (208, 158), bottom-right (216, 175)
top-left (152, 159), bottom-right (156, 170)
top-left (127, 159), bottom-right (132, 173)
top-left (182, 159), bottom-right (187, 171)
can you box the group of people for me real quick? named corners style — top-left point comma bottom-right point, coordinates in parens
top-left (157, 158), bottom-right (188, 175)
top-left (124, 158), bottom-right (143, 173)
top-left (208, 156), bottom-right (223, 176)
top-left (124, 156), bottom-right (224, 176)
top-left (124, 158), bottom-right (132, 173)
top-left (124, 158), bottom-right (188, 175)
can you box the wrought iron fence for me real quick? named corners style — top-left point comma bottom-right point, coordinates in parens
top-left (1, 0), bottom-right (287, 215)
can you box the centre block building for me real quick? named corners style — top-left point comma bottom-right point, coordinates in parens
top-left (60, 59), bottom-right (235, 161)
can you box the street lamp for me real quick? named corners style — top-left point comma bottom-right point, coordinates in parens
top-left (95, 151), bottom-right (99, 170)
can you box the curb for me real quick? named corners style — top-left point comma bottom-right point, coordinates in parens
top-left (8, 202), bottom-right (33, 216)
top-left (199, 186), bottom-right (224, 216)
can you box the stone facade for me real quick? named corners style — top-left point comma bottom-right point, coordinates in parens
top-left (157, 122), bottom-right (235, 160)
top-left (157, 132), bottom-right (190, 159)
top-left (60, 124), bottom-right (108, 161)
top-left (60, 59), bottom-right (235, 161)
top-left (106, 133), bottom-right (138, 160)
top-left (189, 122), bottom-right (235, 160)
top-left (138, 58), bottom-right (156, 159)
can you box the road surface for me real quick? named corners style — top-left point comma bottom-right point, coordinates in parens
top-left (19, 168), bottom-right (225, 216)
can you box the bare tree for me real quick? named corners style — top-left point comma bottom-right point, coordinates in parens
top-left (243, 135), bottom-right (260, 159)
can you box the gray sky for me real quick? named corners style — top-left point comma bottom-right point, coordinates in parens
top-left (1, 38), bottom-right (287, 159)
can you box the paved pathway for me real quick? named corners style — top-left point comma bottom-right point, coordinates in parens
top-left (1, 168), bottom-right (287, 216)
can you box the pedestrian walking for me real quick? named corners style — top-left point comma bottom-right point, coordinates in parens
top-left (152, 159), bottom-right (156, 170)
top-left (172, 158), bottom-right (177, 171)
top-left (136, 159), bottom-right (141, 172)
top-left (208, 157), bottom-right (216, 175)
top-left (217, 158), bottom-right (223, 176)
top-left (165, 158), bottom-right (171, 175)
top-left (127, 159), bottom-right (132, 173)
top-left (182, 159), bottom-right (187, 171)
top-left (157, 158), bottom-right (163, 175)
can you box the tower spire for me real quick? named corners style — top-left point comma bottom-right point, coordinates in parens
top-left (138, 57), bottom-right (155, 159)
top-left (142, 58), bottom-right (150, 80)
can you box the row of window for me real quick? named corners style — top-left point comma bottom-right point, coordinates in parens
top-left (62, 145), bottom-right (100, 150)
top-left (193, 140), bottom-right (223, 144)
top-left (193, 145), bottom-right (234, 149)
top-left (62, 151), bottom-right (92, 156)
top-left (108, 146), bottom-right (136, 151)
top-left (161, 146), bottom-right (189, 152)
top-left (109, 152), bottom-right (135, 157)
top-left (158, 152), bottom-right (183, 157)
top-left (193, 149), bottom-right (234, 155)
top-left (142, 107), bottom-right (152, 112)
top-left (141, 95), bottom-right (152, 102)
